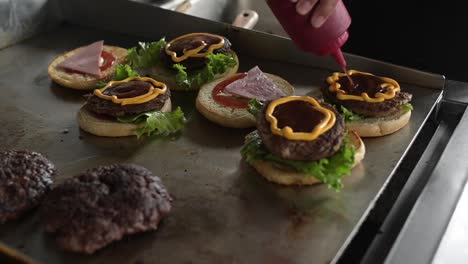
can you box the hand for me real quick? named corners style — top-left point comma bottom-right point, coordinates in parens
top-left (290, 0), bottom-right (339, 28)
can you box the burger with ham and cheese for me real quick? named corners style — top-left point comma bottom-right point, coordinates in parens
top-left (321, 70), bottom-right (413, 137)
top-left (48, 40), bottom-right (128, 90)
top-left (196, 66), bottom-right (295, 128)
top-left (127, 33), bottom-right (239, 91)
top-left (241, 96), bottom-right (365, 190)
top-left (77, 76), bottom-right (185, 137)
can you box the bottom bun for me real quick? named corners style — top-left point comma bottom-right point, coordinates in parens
top-left (196, 73), bottom-right (295, 128)
top-left (77, 99), bottom-right (172, 137)
top-left (346, 110), bottom-right (411, 137)
top-left (249, 131), bottom-right (365, 186)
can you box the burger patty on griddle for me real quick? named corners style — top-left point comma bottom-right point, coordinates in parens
top-left (41, 164), bottom-right (172, 254)
top-left (160, 37), bottom-right (232, 71)
top-left (321, 86), bottom-right (412, 117)
top-left (0, 150), bottom-right (55, 222)
top-left (85, 81), bottom-right (171, 117)
top-left (256, 102), bottom-right (346, 162)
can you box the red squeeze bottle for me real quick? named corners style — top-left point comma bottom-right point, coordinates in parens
top-left (266, 0), bottom-right (351, 68)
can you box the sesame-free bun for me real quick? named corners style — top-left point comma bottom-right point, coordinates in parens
top-left (77, 99), bottom-right (171, 137)
top-left (346, 110), bottom-right (411, 137)
top-left (248, 131), bottom-right (365, 186)
top-left (195, 73), bottom-right (295, 128)
top-left (148, 51), bottom-right (239, 91)
top-left (48, 45), bottom-right (128, 90)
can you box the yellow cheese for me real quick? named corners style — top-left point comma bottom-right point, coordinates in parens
top-left (327, 70), bottom-right (400, 103)
top-left (265, 96), bottom-right (336, 141)
top-left (94, 77), bottom-right (167, 106)
top-left (165, 33), bottom-right (224, 63)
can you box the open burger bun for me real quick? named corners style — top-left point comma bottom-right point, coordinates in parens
top-left (196, 73), bottom-right (295, 128)
top-left (48, 45), bottom-right (128, 90)
top-left (249, 131), bottom-right (365, 186)
top-left (346, 110), bottom-right (411, 137)
top-left (149, 51), bottom-right (239, 92)
top-left (77, 99), bottom-right (172, 137)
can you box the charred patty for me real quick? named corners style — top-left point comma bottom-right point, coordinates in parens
top-left (85, 80), bottom-right (171, 117)
top-left (42, 164), bottom-right (172, 254)
top-left (160, 37), bottom-right (232, 71)
top-left (0, 150), bottom-right (55, 222)
top-left (256, 101), bottom-right (346, 162)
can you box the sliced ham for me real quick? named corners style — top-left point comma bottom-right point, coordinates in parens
top-left (58, 40), bottom-right (104, 76)
top-left (224, 66), bottom-right (285, 101)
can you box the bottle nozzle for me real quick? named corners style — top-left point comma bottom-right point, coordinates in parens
top-left (331, 49), bottom-right (347, 68)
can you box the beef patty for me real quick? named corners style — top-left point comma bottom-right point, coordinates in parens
top-left (0, 150), bottom-right (55, 222)
top-left (256, 101), bottom-right (346, 162)
top-left (42, 164), bottom-right (172, 254)
top-left (160, 37), bottom-right (232, 71)
top-left (85, 80), bottom-right (171, 117)
top-left (321, 86), bottom-right (413, 117)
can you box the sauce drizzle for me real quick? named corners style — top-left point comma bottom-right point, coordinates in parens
top-left (212, 73), bottom-right (249, 109)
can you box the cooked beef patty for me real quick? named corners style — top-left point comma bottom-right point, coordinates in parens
top-left (85, 81), bottom-right (171, 117)
top-left (0, 150), bottom-right (55, 222)
top-left (321, 86), bottom-right (413, 117)
top-left (42, 164), bottom-right (172, 254)
top-left (160, 37), bottom-right (232, 71)
top-left (256, 102), bottom-right (346, 162)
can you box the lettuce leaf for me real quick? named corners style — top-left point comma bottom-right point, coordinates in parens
top-left (402, 103), bottom-right (413, 112)
top-left (340, 105), bottom-right (364, 122)
top-left (117, 107), bottom-right (185, 138)
top-left (247, 98), bottom-right (263, 117)
top-left (173, 53), bottom-right (237, 90)
top-left (127, 39), bottom-right (167, 69)
top-left (96, 64), bottom-right (140, 88)
top-left (241, 131), bottom-right (355, 191)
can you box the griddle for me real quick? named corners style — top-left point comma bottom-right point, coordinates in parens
top-left (0, 0), bottom-right (444, 263)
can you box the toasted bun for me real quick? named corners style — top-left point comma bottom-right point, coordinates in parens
top-left (196, 73), bottom-right (295, 128)
top-left (148, 51), bottom-right (239, 91)
top-left (249, 131), bottom-right (365, 186)
top-left (77, 99), bottom-right (172, 137)
top-left (346, 110), bottom-right (411, 137)
top-left (48, 45), bottom-right (128, 90)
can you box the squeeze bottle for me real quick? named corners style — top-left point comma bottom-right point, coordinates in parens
top-left (266, 0), bottom-right (351, 68)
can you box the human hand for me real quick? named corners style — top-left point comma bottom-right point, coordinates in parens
top-left (289, 0), bottom-right (339, 28)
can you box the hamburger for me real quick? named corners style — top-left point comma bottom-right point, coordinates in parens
top-left (241, 96), bottom-right (365, 190)
top-left (196, 66), bottom-right (294, 128)
top-left (127, 33), bottom-right (239, 91)
top-left (322, 70), bottom-right (413, 137)
top-left (48, 40), bottom-right (128, 90)
top-left (77, 76), bottom-right (185, 137)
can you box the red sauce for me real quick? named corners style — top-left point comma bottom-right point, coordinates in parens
top-left (212, 73), bottom-right (249, 109)
top-left (99, 50), bottom-right (115, 72)
top-left (64, 51), bottom-right (115, 75)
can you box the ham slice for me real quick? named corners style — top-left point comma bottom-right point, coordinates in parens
top-left (224, 66), bottom-right (285, 101)
top-left (58, 40), bottom-right (104, 76)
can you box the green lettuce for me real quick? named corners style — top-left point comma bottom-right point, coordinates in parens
top-left (127, 39), bottom-right (167, 69)
top-left (340, 105), bottom-right (364, 122)
top-left (173, 53), bottom-right (237, 90)
top-left (96, 64), bottom-right (139, 88)
top-left (402, 103), bottom-right (413, 112)
top-left (117, 107), bottom-right (186, 138)
top-left (241, 131), bottom-right (355, 191)
top-left (247, 98), bottom-right (263, 117)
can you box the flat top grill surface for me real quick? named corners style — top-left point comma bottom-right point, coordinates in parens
top-left (0, 23), bottom-right (442, 264)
